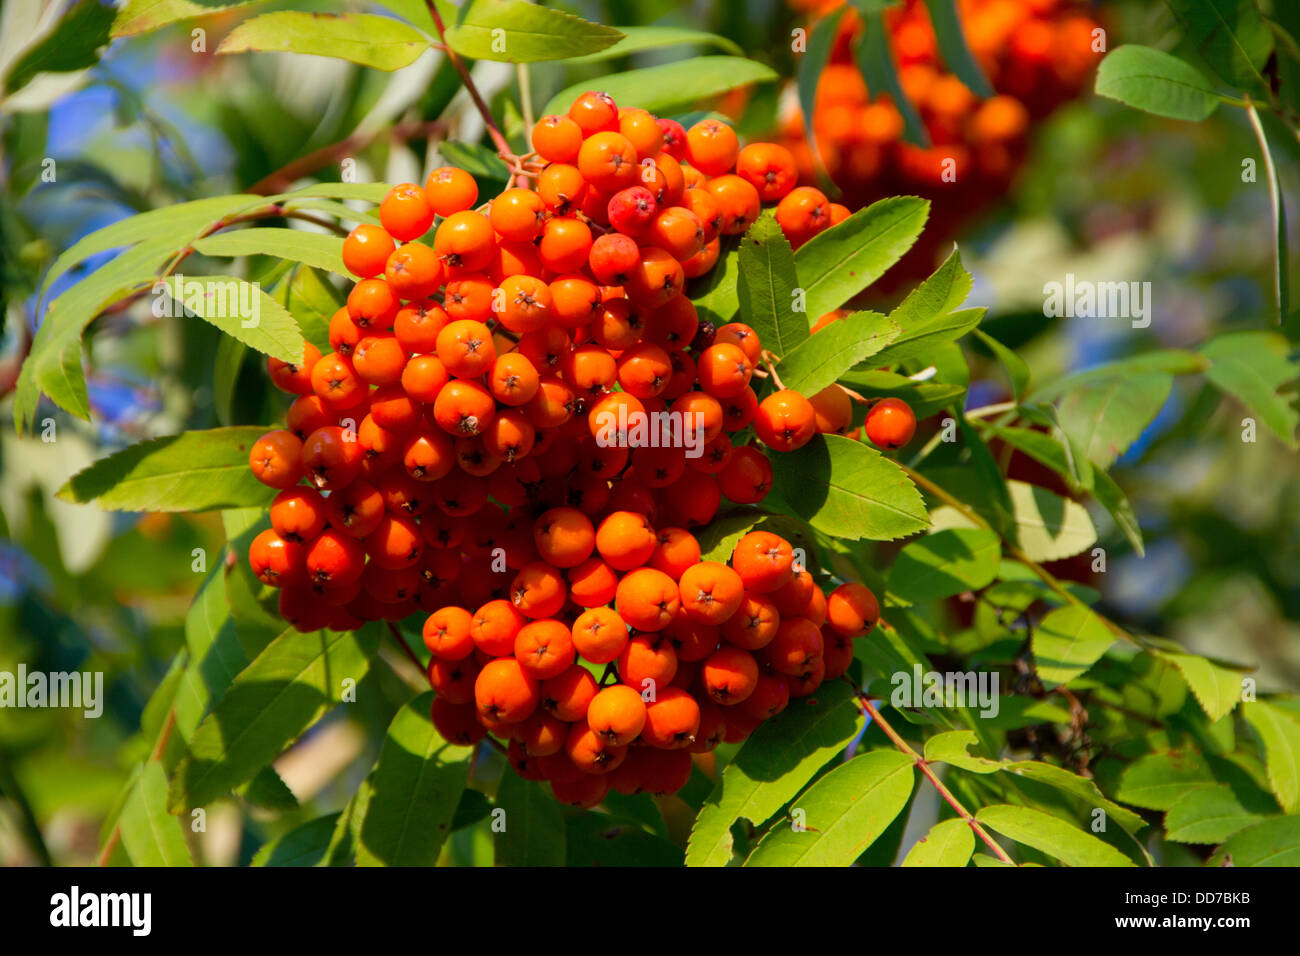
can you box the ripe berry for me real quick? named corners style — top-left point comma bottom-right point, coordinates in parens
top-left (755, 389), bottom-right (817, 452)
top-left (864, 397), bottom-right (916, 450)
top-left (249, 429), bottom-right (304, 489)
top-left (342, 224), bottom-right (396, 278)
top-left (379, 183), bottom-right (435, 241)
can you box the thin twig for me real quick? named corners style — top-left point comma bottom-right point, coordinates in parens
top-left (424, 0), bottom-right (514, 160)
top-left (851, 687), bottom-right (1016, 865)
top-left (386, 622), bottom-right (429, 683)
top-left (900, 463), bottom-right (1142, 648)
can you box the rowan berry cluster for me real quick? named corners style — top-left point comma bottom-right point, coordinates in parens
top-left (241, 91), bottom-right (902, 801)
top-left (779, 0), bottom-right (1102, 231)
top-left (429, 526), bottom-right (882, 806)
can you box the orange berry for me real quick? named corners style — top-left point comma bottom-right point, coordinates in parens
top-left (755, 389), bottom-right (817, 452)
top-left (472, 599), bottom-right (526, 656)
top-left (571, 605), bottom-right (629, 663)
top-left (616, 631), bottom-right (678, 690)
top-left (423, 605), bottom-right (475, 660)
top-left (595, 510), bottom-right (657, 570)
top-left (704, 174), bottom-right (761, 235)
top-left (393, 299), bottom-right (449, 353)
top-left (586, 684), bottom-right (647, 745)
top-left (568, 90), bottom-right (619, 135)
top-left (735, 142), bottom-right (798, 201)
top-left (425, 166), bottom-right (478, 216)
top-left (267, 342), bottom-right (322, 395)
top-left (384, 242), bottom-right (442, 300)
top-left (809, 384), bottom-right (853, 434)
top-left (436, 319), bottom-right (496, 378)
top-left (433, 210), bottom-right (495, 272)
top-left (624, 246), bottom-right (684, 308)
top-left (678, 561), bottom-right (745, 625)
top-left (342, 224), bottom-right (396, 278)
top-left (763, 617), bottom-right (824, 676)
top-left (649, 527), bottom-right (701, 579)
top-left (490, 187), bottom-right (547, 242)
top-left (864, 397), bottom-right (916, 450)
top-left (432, 379), bottom-right (496, 437)
top-left (532, 113), bottom-right (584, 163)
top-left (380, 183), bottom-right (435, 241)
top-left (536, 163), bottom-right (586, 214)
top-left (475, 657), bottom-right (541, 724)
top-left (515, 618), bottom-right (576, 680)
top-left (685, 119), bottom-right (739, 176)
top-left (731, 530), bottom-right (795, 593)
top-left (249, 429), bottom-right (304, 489)
top-left (721, 590), bottom-right (781, 650)
top-left (510, 561), bottom-right (567, 618)
top-left (619, 108), bottom-right (664, 158)
top-left (701, 645), bottom-right (759, 704)
top-left (697, 343), bottom-right (753, 398)
top-left (565, 720), bottom-right (627, 774)
top-left (826, 582), bottom-right (880, 638)
top-left (400, 353), bottom-right (450, 403)
top-left (640, 686), bottom-right (700, 749)
top-left (540, 664), bottom-right (598, 721)
top-left (352, 332), bottom-right (408, 387)
top-left (490, 351), bottom-right (541, 406)
top-left (346, 277), bottom-right (399, 331)
top-left (538, 216), bottom-right (593, 273)
top-left (533, 507), bottom-right (596, 569)
top-left (615, 567), bottom-right (681, 632)
top-left (577, 131), bottom-right (639, 193)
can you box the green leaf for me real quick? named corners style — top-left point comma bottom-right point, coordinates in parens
top-left (794, 197), bottom-right (930, 320)
top-left (855, 10), bottom-right (928, 147)
top-left (1032, 605), bottom-right (1115, 689)
top-left (974, 329), bottom-right (1029, 400)
top-left (3, 0), bottom-right (114, 94)
top-left (1214, 815), bottom-right (1300, 865)
top-left (217, 12), bottom-right (429, 71)
top-left (58, 427), bottom-right (277, 512)
top-left (357, 692), bottom-right (472, 866)
top-left (772, 435), bottom-right (929, 541)
top-left (870, 308), bottom-right (983, 370)
top-left (252, 813), bottom-right (341, 867)
top-left (194, 228), bottom-right (347, 277)
top-left (795, 6), bottom-right (848, 181)
top-left (169, 625), bottom-right (379, 811)
top-left (284, 265), bottom-right (342, 353)
top-left (112, 0), bottom-right (260, 38)
top-left (923, 0), bottom-right (993, 97)
top-left (1158, 651), bottom-right (1244, 722)
top-left (160, 273), bottom-right (306, 363)
top-left (566, 25), bottom-right (741, 63)
top-left (1056, 372), bottom-right (1172, 469)
top-left (1243, 700), bottom-right (1300, 812)
top-left (18, 234), bottom-right (183, 429)
top-left (1094, 45), bottom-right (1220, 122)
top-left (736, 213), bottom-right (804, 358)
top-left (173, 568), bottom-right (249, 749)
top-left (493, 772), bottom-right (566, 866)
top-left (779, 312), bottom-right (899, 396)
top-left (1029, 349), bottom-right (1207, 403)
top-left (1166, 0), bottom-right (1272, 92)
top-left (902, 817), bottom-right (975, 867)
top-left (1005, 761), bottom-right (1147, 834)
top-left (118, 762), bottom-right (194, 867)
top-left (1164, 785), bottom-right (1268, 844)
top-left (1116, 750), bottom-right (1216, 810)
top-left (888, 528), bottom-right (1001, 604)
top-left (1002, 480), bottom-right (1096, 562)
top-left (686, 682), bottom-right (858, 866)
top-left (690, 235), bottom-right (742, 326)
top-left (565, 814), bottom-right (684, 866)
top-left (745, 750), bottom-right (914, 866)
top-left (540, 56), bottom-right (778, 118)
top-left (1201, 331), bottom-right (1299, 449)
top-left (975, 804), bottom-right (1136, 866)
top-left (924, 730), bottom-right (1005, 774)
top-left (1091, 468), bottom-right (1145, 556)
top-left (438, 0), bottom-right (621, 63)
top-left (240, 765), bottom-right (299, 811)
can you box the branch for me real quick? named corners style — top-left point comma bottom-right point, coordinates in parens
top-left (246, 120), bottom-right (446, 195)
top-left (850, 686), bottom-right (1016, 865)
top-left (423, 0), bottom-right (514, 160)
top-left (899, 463), bottom-right (1142, 649)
